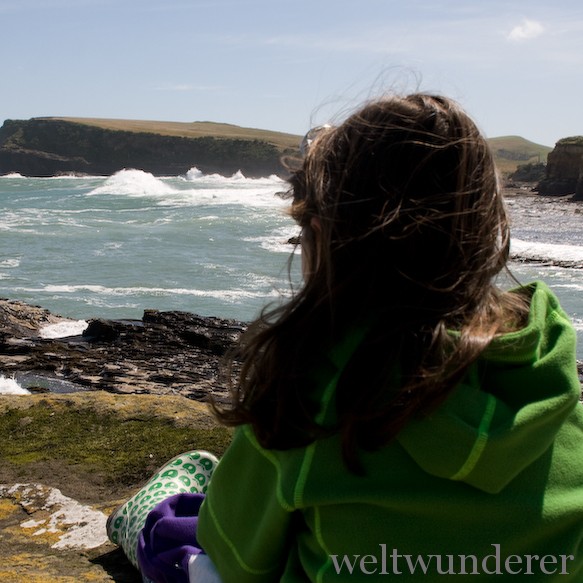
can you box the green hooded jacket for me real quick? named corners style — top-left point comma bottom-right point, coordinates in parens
top-left (198, 281), bottom-right (583, 581)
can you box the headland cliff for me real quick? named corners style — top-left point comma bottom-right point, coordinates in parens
top-left (0, 117), bottom-right (300, 177)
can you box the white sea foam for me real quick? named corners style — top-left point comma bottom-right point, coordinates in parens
top-left (87, 169), bottom-right (175, 197)
top-left (510, 239), bottom-right (583, 264)
top-left (39, 320), bottom-right (88, 339)
top-left (1, 172), bottom-right (25, 178)
top-left (0, 258), bottom-right (21, 268)
top-left (93, 242), bottom-right (124, 256)
top-left (44, 174), bottom-right (101, 180)
top-left (0, 208), bottom-right (90, 232)
top-left (0, 375), bottom-right (30, 395)
top-left (182, 167), bottom-right (284, 186)
top-left (551, 282), bottom-right (583, 292)
top-left (174, 168), bottom-right (287, 208)
top-left (157, 188), bottom-right (289, 210)
top-left (85, 167), bottom-right (286, 210)
top-left (244, 225), bottom-right (301, 254)
top-left (0, 257), bottom-right (21, 281)
top-left (31, 283), bottom-right (283, 302)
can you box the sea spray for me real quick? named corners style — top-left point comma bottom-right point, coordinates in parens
top-left (0, 375), bottom-right (30, 395)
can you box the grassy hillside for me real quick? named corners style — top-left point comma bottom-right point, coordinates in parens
top-left (488, 135), bottom-right (552, 176)
top-left (32, 118), bottom-right (553, 176)
top-left (48, 117), bottom-right (301, 152)
top-left (0, 117), bottom-right (293, 177)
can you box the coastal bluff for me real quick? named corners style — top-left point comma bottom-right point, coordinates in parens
top-left (0, 117), bottom-right (556, 180)
top-left (0, 117), bottom-right (300, 178)
top-left (537, 136), bottom-right (583, 199)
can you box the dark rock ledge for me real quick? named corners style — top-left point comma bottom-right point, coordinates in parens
top-left (0, 298), bottom-right (246, 401)
top-left (2, 298), bottom-right (580, 399)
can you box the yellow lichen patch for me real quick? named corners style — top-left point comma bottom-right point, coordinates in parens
top-left (0, 551), bottom-right (119, 583)
top-left (0, 571), bottom-right (97, 583)
top-left (19, 521), bottom-right (63, 547)
top-left (0, 498), bottom-right (17, 520)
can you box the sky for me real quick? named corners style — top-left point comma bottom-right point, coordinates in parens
top-left (1, 0), bottom-right (582, 147)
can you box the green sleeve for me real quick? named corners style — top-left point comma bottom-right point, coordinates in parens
top-left (197, 425), bottom-right (296, 583)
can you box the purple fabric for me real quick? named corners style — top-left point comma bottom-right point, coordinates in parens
top-left (137, 493), bottom-right (206, 583)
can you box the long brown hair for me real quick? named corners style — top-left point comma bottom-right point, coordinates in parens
top-left (214, 93), bottom-right (528, 472)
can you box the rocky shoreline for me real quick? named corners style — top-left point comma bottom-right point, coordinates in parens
top-left (0, 299), bottom-right (245, 400)
top-left (1, 291), bottom-right (580, 402)
top-left (504, 188), bottom-right (583, 268)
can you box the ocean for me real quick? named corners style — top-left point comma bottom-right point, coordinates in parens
top-left (0, 169), bottom-right (582, 364)
top-left (0, 169), bottom-right (299, 323)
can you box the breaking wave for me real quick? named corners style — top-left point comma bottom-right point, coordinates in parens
top-left (87, 169), bottom-right (175, 196)
top-left (0, 375), bottom-right (30, 395)
top-left (510, 239), bottom-right (583, 267)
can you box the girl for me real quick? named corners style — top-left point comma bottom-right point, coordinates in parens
top-left (109, 93), bottom-right (583, 581)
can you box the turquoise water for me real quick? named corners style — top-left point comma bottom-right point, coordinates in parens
top-left (0, 169), bottom-right (300, 322)
top-left (0, 171), bottom-right (582, 358)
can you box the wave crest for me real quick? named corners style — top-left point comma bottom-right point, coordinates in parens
top-left (182, 167), bottom-right (284, 186)
top-left (87, 169), bottom-right (175, 196)
top-left (0, 375), bottom-right (30, 395)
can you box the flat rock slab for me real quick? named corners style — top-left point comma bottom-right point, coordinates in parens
top-left (0, 482), bottom-right (136, 583)
top-left (0, 483), bottom-right (108, 550)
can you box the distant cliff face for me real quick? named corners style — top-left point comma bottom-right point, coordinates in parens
top-left (537, 137), bottom-right (583, 199)
top-left (0, 118), bottom-right (289, 177)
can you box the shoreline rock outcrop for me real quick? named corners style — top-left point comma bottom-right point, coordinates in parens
top-left (0, 299), bottom-right (245, 401)
top-left (537, 136), bottom-right (583, 199)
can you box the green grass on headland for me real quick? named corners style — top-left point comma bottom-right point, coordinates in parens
top-left (47, 117), bottom-right (302, 152)
top-left (488, 135), bottom-right (552, 176)
top-left (556, 136), bottom-right (583, 146)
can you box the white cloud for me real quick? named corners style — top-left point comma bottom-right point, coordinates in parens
top-left (508, 19), bottom-right (545, 42)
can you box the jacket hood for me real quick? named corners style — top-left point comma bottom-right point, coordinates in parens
top-left (397, 281), bottom-right (580, 494)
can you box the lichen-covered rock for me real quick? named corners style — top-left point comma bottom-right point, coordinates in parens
top-left (0, 480), bottom-right (138, 581)
top-left (0, 391), bottom-right (231, 582)
top-left (0, 483), bottom-right (108, 550)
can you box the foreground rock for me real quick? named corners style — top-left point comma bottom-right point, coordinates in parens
top-left (0, 391), bottom-right (231, 582)
top-left (0, 301), bottom-right (242, 581)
